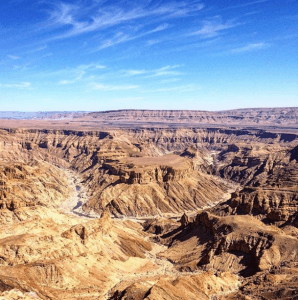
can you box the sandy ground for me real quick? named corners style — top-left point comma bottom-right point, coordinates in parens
top-left (60, 169), bottom-right (100, 219)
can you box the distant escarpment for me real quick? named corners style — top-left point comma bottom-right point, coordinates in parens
top-left (85, 107), bottom-right (298, 126)
top-left (1, 108), bottom-right (298, 128)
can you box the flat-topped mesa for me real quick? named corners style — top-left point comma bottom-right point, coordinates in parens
top-left (1, 108), bottom-right (298, 128)
top-left (85, 108), bottom-right (298, 126)
top-left (83, 152), bottom-right (230, 217)
top-left (103, 154), bottom-right (192, 184)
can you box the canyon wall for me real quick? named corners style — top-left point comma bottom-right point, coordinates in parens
top-left (0, 122), bottom-right (298, 299)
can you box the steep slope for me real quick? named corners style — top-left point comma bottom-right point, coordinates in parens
top-left (0, 162), bottom-right (70, 211)
top-left (211, 143), bottom-right (298, 227)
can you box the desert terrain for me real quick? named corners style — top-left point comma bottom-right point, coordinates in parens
top-left (0, 108), bottom-right (298, 299)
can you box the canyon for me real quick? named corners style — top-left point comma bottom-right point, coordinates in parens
top-left (0, 108), bottom-right (298, 299)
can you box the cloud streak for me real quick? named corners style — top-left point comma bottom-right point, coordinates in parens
top-left (142, 84), bottom-right (200, 93)
top-left (122, 65), bottom-right (184, 77)
top-left (160, 78), bottom-right (181, 83)
top-left (51, 63), bottom-right (106, 85)
top-left (91, 23), bottom-right (171, 51)
top-left (90, 82), bottom-right (139, 91)
top-left (0, 82), bottom-right (31, 88)
top-left (27, 45), bottom-right (47, 54)
top-left (44, 1), bottom-right (204, 41)
top-left (189, 16), bottom-right (241, 38)
top-left (227, 0), bottom-right (269, 9)
top-left (229, 42), bottom-right (270, 53)
top-left (7, 54), bottom-right (20, 60)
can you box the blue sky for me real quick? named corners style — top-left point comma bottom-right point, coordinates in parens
top-left (0, 0), bottom-right (297, 111)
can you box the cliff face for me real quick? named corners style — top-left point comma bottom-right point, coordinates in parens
top-left (154, 211), bottom-right (298, 273)
top-left (0, 127), bottom-right (297, 219)
top-left (210, 141), bottom-right (298, 226)
top-left (0, 162), bottom-right (71, 213)
top-left (143, 209), bottom-right (298, 300)
top-left (0, 128), bottom-right (240, 217)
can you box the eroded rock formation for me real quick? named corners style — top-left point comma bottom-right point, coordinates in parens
top-left (0, 113), bottom-right (297, 299)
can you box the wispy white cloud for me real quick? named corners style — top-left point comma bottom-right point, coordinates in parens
top-left (58, 69), bottom-right (85, 85)
top-left (90, 82), bottom-right (139, 91)
top-left (79, 63), bottom-right (106, 70)
top-left (210, 0), bottom-right (269, 14)
top-left (152, 23), bottom-right (171, 32)
top-left (7, 54), bottom-right (20, 60)
top-left (27, 45), bottom-right (47, 54)
top-left (226, 0), bottom-right (269, 10)
top-left (0, 82), bottom-right (31, 88)
top-left (61, 64), bottom-right (184, 88)
top-left (229, 42), bottom-right (270, 53)
top-left (95, 32), bottom-right (130, 50)
top-left (108, 96), bottom-right (143, 103)
top-left (166, 37), bottom-right (221, 53)
top-left (92, 23), bottom-right (171, 51)
top-left (160, 78), bottom-right (181, 84)
top-left (122, 65), bottom-right (183, 77)
top-left (124, 69), bottom-right (147, 76)
top-left (146, 39), bottom-right (161, 46)
top-left (53, 63), bottom-right (106, 84)
top-left (11, 52), bottom-right (53, 73)
top-left (152, 65), bottom-right (183, 77)
top-left (13, 63), bottom-right (32, 72)
top-left (142, 84), bottom-right (200, 93)
top-left (189, 16), bottom-right (241, 38)
top-left (44, 1), bottom-right (204, 40)
top-left (59, 78), bottom-right (81, 85)
top-left (272, 34), bottom-right (298, 41)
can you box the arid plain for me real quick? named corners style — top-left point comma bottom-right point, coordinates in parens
top-left (0, 108), bottom-right (298, 300)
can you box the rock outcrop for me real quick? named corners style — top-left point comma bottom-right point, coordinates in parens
top-left (109, 271), bottom-right (239, 300)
